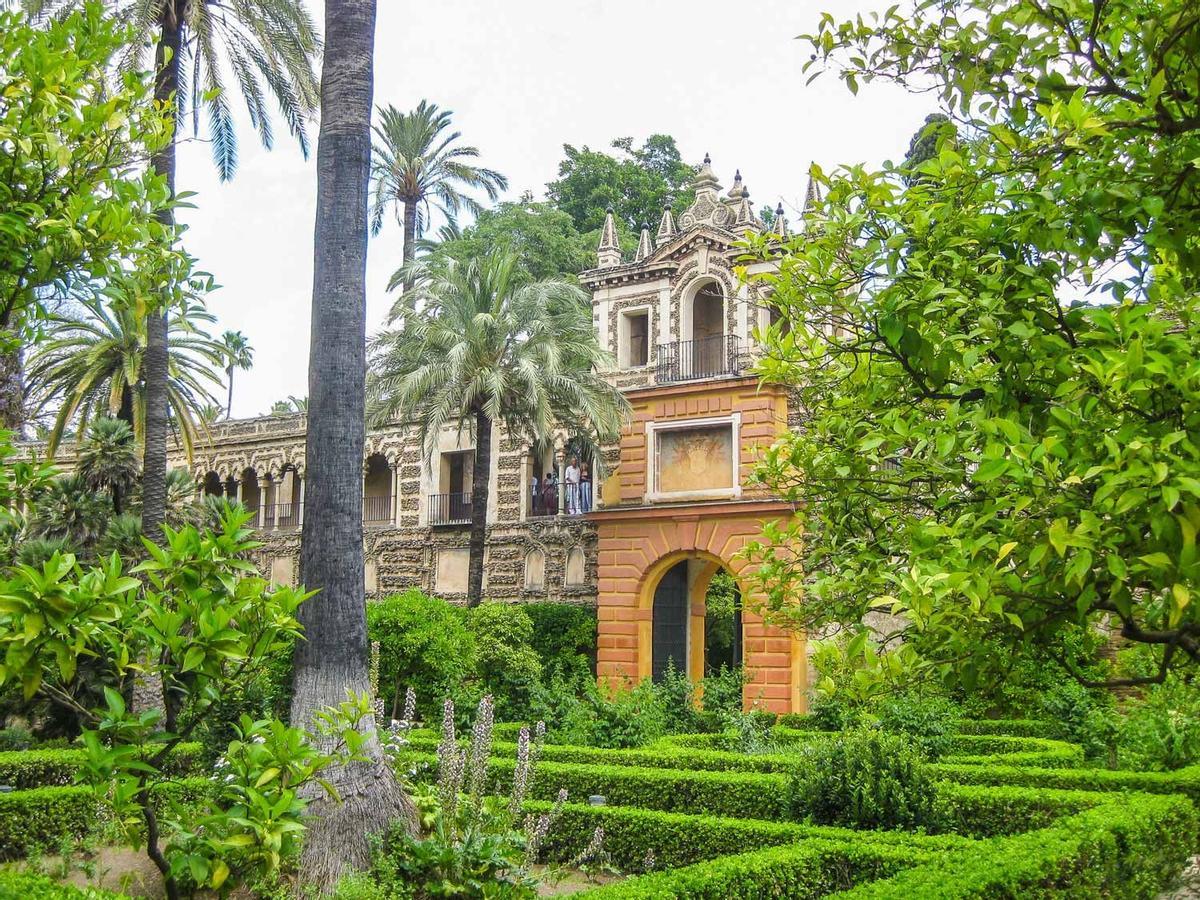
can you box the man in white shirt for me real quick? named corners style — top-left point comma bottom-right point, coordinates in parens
top-left (565, 457), bottom-right (580, 514)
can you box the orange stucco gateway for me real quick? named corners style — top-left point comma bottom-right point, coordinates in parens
top-left (590, 498), bottom-right (806, 714)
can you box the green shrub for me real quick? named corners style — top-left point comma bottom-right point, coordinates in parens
top-left (574, 839), bottom-right (929, 898)
top-left (523, 602), bottom-right (596, 679)
top-left (832, 794), bottom-right (1197, 899)
top-left (0, 742), bottom-right (203, 789)
top-left (651, 661), bottom-right (704, 735)
top-left (1038, 678), bottom-right (1118, 763)
top-left (0, 869), bottom-right (127, 898)
top-left (870, 693), bottom-right (961, 759)
top-left (466, 602), bottom-right (543, 722)
top-left (956, 718), bottom-right (1057, 738)
top-left (1116, 676), bottom-right (1200, 772)
top-left (700, 665), bottom-right (746, 717)
top-left (533, 801), bottom-right (971, 874)
top-left (786, 729), bottom-right (945, 831)
top-left (929, 762), bottom-right (1200, 808)
top-left (542, 679), bottom-right (667, 749)
top-left (367, 590), bottom-right (477, 723)
top-left (0, 727), bottom-right (36, 751)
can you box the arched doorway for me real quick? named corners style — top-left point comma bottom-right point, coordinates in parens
top-left (691, 283), bottom-right (725, 377)
top-left (652, 561), bottom-right (689, 682)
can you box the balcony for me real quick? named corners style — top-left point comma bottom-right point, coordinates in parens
top-left (363, 495), bottom-right (393, 526)
top-left (260, 502), bottom-right (301, 531)
top-left (429, 491), bottom-right (472, 526)
top-left (656, 334), bottom-right (743, 383)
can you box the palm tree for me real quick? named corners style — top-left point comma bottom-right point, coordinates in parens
top-left (367, 249), bottom-right (628, 605)
top-left (370, 100), bottom-right (507, 291)
top-left (76, 418), bottom-right (139, 515)
top-left (291, 0), bottom-right (411, 891)
top-left (218, 330), bottom-right (253, 419)
top-left (27, 0), bottom-right (321, 549)
top-left (26, 294), bottom-right (226, 461)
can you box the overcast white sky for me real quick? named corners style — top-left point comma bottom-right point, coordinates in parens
top-left (174, 0), bottom-right (934, 418)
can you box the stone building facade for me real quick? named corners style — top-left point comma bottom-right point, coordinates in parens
top-left (36, 156), bottom-right (811, 713)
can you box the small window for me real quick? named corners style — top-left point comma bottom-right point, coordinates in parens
top-left (620, 309), bottom-right (650, 368)
top-left (629, 312), bottom-right (648, 366)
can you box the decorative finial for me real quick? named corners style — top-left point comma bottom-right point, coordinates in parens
top-left (596, 208), bottom-right (621, 268)
top-left (774, 202), bottom-right (789, 239)
top-left (656, 205), bottom-right (677, 245)
top-left (635, 223), bottom-right (653, 262)
top-left (703, 152), bottom-right (711, 164)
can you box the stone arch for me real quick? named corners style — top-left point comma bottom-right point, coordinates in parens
top-left (523, 547), bottom-right (546, 590)
top-left (593, 506), bottom-right (806, 713)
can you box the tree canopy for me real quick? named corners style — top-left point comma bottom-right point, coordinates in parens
top-left (742, 0), bottom-right (1200, 691)
top-left (546, 134), bottom-right (695, 242)
top-left (430, 200), bottom-right (593, 282)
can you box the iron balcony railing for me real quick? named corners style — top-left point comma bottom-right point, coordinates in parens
top-left (428, 491), bottom-right (472, 526)
top-left (363, 495), bottom-right (393, 525)
top-left (655, 334), bottom-right (743, 383)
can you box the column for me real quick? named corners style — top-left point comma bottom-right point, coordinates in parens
top-left (254, 475), bottom-right (264, 528)
top-left (267, 475), bottom-right (279, 531)
top-left (297, 476), bottom-right (305, 526)
top-left (390, 461), bottom-right (401, 526)
top-left (557, 451), bottom-right (566, 516)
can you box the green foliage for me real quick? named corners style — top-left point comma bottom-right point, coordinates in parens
top-left (370, 801), bottom-right (537, 900)
top-left (165, 717), bottom-right (329, 893)
top-left (546, 134), bottom-right (695, 236)
top-left (522, 602), bottom-right (596, 680)
top-left (703, 572), bottom-right (739, 674)
top-left (1037, 679), bottom-right (1118, 763)
top-left (0, 508), bottom-right (332, 895)
top-left (0, 726), bottom-right (36, 751)
top-left (700, 665), bottom-right (746, 718)
top-left (0, 3), bottom-right (174, 353)
top-left (742, 0), bottom-right (1200, 690)
top-left (835, 795), bottom-right (1197, 900)
top-left (568, 840), bottom-right (924, 900)
top-left (869, 694), bottom-right (961, 759)
top-left (0, 742), bottom-right (201, 789)
top-left (370, 99), bottom-right (508, 244)
top-left (367, 590), bottom-right (477, 723)
top-left (544, 679), bottom-right (667, 749)
top-left (0, 868), bottom-right (126, 898)
top-left (432, 202), bottom-right (593, 282)
top-left (1115, 676), bottom-right (1200, 771)
top-left (786, 730), bottom-right (945, 831)
top-left (466, 603), bottom-right (543, 723)
top-left (955, 719), bottom-right (1058, 739)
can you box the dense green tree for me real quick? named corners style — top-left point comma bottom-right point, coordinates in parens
top-left (29, 0), bottom-right (321, 544)
top-left (75, 417), bottom-right (138, 515)
top-left (218, 330), bottom-right (253, 419)
top-left (26, 292), bottom-right (225, 459)
top-left (370, 100), bottom-right (507, 290)
top-left (367, 249), bottom-right (628, 606)
top-left (0, 6), bottom-right (175, 431)
top-left (743, 0), bottom-right (1200, 692)
top-left (426, 200), bottom-right (592, 282)
top-left (546, 134), bottom-right (695, 238)
top-left (292, 0), bottom-right (412, 890)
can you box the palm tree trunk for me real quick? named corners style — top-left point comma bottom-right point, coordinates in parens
top-left (226, 367), bottom-right (234, 418)
top-left (0, 342), bottom-right (24, 434)
top-left (401, 199), bottom-right (417, 292)
top-left (466, 408), bottom-right (491, 606)
top-left (291, 0), bottom-right (413, 892)
top-left (141, 8), bottom-right (181, 549)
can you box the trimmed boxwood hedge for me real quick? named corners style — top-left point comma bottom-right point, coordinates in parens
top-left (575, 838), bottom-right (933, 899)
top-left (828, 793), bottom-right (1198, 899)
top-left (0, 777), bottom-right (212, 859)
top-left (0, 742), bottom-right (204, 790)
top-left (0, 869), bottom-right (127, 898)
top-left (531, 802), bottom-right (974, 872)
top-left (956, 719), bottom-right (1059, 739)
top-left (930, 762), bottom-right (1200, 808)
